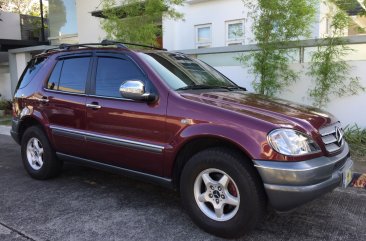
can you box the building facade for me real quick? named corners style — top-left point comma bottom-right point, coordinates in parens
top-left (0, 10), bottom-right (48, 100)
top-left (6, 0), bottom-right (366, 127)
top-left (163, 0), bottom-right (366, 50)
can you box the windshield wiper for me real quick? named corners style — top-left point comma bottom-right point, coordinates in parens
top-left (176, 85), bottom-right (221, 91)
top-left (176, 85), bottom-right (247, 91)
top-left (226, 86), bottom-right (247, 91)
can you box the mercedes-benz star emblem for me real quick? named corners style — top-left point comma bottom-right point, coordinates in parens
top-left (335, 127), bottom-right (343, 146)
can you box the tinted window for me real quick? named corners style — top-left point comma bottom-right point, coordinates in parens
top-left (95, 57), bottom-right (144, 98)
top-left (58, 58), bottom-right (90, 93)
top-left (47, 61), bottom-right (63, 90)
top-left (17, 57), bottom-right (46, 90)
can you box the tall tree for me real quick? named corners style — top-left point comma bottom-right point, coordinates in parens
top-left (101, 0), bottom-right (184, 46)
top-left (238, 0), bottom-right (317, 96)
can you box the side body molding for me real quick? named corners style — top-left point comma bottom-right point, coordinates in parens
top-left (50, 125), bottom-right (165, 154)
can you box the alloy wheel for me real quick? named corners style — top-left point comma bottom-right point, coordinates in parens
top-left (193, 168), bottom-right (240, 221)
top-left (26, 137), bottom-right (44, 171)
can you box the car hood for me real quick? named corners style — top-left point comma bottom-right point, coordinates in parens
top-left (180, 91), bottom-right (336, 130)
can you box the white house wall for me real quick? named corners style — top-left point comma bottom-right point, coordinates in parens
top-left (163, 0), bottom-right (328, 51)
top-left (163, 0), bottom-right (253, 50)
top-left (284, 61), bottom-right (366, 128)
top-left (198, 54), bottom-right (366, 128)
top-left (0, 11), bottom-right (21, 40)
top-left (74, 0), bottom-right (328, 48)
top-left (75, 0), bottom-right (106, 43)
top-left (0, 64), bottom-right (11, 100)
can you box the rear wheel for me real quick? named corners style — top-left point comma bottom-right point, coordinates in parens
top-left (21, 126), bottom-right (62, 179)
top-left (180, 147), bottom-right (266, 238)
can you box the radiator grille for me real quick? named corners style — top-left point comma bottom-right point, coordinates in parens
top-left (319, 122), bottom-right (345, 153)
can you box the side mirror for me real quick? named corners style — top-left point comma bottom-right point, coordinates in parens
top-left (119, 80), bottom-right (157, 102)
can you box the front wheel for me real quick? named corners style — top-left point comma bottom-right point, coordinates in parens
top-left (180, 148), bottom-right (266, 238)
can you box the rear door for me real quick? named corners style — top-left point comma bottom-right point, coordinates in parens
top-left (42, 53), bottom-right (92, 157)
top-left (84, 52), bottom-right (167, 176)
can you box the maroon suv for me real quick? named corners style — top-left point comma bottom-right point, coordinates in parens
top-left (11, 41), bottom-right (353, 238)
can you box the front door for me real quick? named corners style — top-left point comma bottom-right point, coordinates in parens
top-left (84, 53), bottom-right (167, 176)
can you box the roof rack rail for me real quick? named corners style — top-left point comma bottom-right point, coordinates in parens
top-left (40, 39), bottom-right (166, 55)
top-left (100, 39), bottom-right (167, 51)
top-left (41, 43), bottom-right (113, 54)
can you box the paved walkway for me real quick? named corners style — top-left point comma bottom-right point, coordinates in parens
top-left (0, 133), bottom-right (365, 241)
top-left (0, 125), bottom-right (10, 136)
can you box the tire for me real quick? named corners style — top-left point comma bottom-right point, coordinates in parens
top-left (180, 147), bottom-right (266, 238)
top-left (21, 126), bottom-right (62, 179)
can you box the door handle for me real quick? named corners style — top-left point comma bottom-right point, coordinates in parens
top-left (86, 103), bottom-right (102, 109)
top-left (36, 96), bottom-right (49, 103)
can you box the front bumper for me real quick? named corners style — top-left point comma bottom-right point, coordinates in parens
top-left (254, 143), bottom-right (352, 211)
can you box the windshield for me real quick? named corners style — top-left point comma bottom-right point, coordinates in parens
top-left (138, 52), bottom-right (238, 90)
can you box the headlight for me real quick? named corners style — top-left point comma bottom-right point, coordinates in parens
top-left (268, 129), bottom-right (320, 156)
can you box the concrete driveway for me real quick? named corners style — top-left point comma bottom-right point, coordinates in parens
top-left (0, 133), bottom-right (365, 241)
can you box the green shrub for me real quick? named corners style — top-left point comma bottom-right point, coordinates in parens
top-left (0, 99), bottom-right (8, 110)
top-left (0, 99), bottom-right (11, 111)
top-left (344, 124), bottom-right (366, 160)
top-left (344, 125), bottom-right (366, 143)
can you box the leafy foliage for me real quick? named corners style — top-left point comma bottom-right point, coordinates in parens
top-left (344, 124), bottom-right (366, 160)
top-left (331, 0), bottom-right (366, 33)
top-left (308, 1), bottom-right (365, 107)
top-left (102, 0), bottom-right (184, 46)
top-left (0, 99), bottom-right (11, 110)
top-left (345, 124), bottom-right (366, 144)
top-left (332, 0), bottom-right (366, 17)
top-left (238, 0), bottom-right (317, 96)
top-left (0, 0), bottom-right (49, 33)
top-left (0, 0), bottom-right (48, 16)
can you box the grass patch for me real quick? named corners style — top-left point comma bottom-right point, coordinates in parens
top-left (344, 125), bottom-right (366, 162)
top-left (0, 119), bottom-right (12, 126)
top-left (0, 115), bottom-right (12, 126)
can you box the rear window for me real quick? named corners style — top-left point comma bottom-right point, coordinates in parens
top-left (16, 57), bottom-right (46, 90)
top-left (46, 57), bottom-right (91, 94)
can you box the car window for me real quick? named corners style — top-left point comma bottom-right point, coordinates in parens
top-left (95, 57), bottom-right (144, 98)
top-left (47, 61), bottom-right (63, 90)
top-left (16, 57), bottom-right (46, 90)
top-left (57, 57), bottom-right (90, 94)
top-left (138, 52), bottom-right (237, 90)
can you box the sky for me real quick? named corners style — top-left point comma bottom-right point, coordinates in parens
top-left (60, 0), bottom-right (78, 35)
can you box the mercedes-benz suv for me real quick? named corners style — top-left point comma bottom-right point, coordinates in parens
top-left (11, 40), bottom-right (353, 238)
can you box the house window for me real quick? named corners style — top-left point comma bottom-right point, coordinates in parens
top-left (195, 24), bottom-right (212, 48)
top-left (226, 20), bottom-right (245, 46)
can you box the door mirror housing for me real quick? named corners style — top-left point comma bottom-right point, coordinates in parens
top-left (119, 80), bottom-right (157, 102)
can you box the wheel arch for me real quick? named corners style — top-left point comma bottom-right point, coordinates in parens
top-left (18, 115), bottom-right (49, 145)
top-left (171, 134), bottom-right (261, 190)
